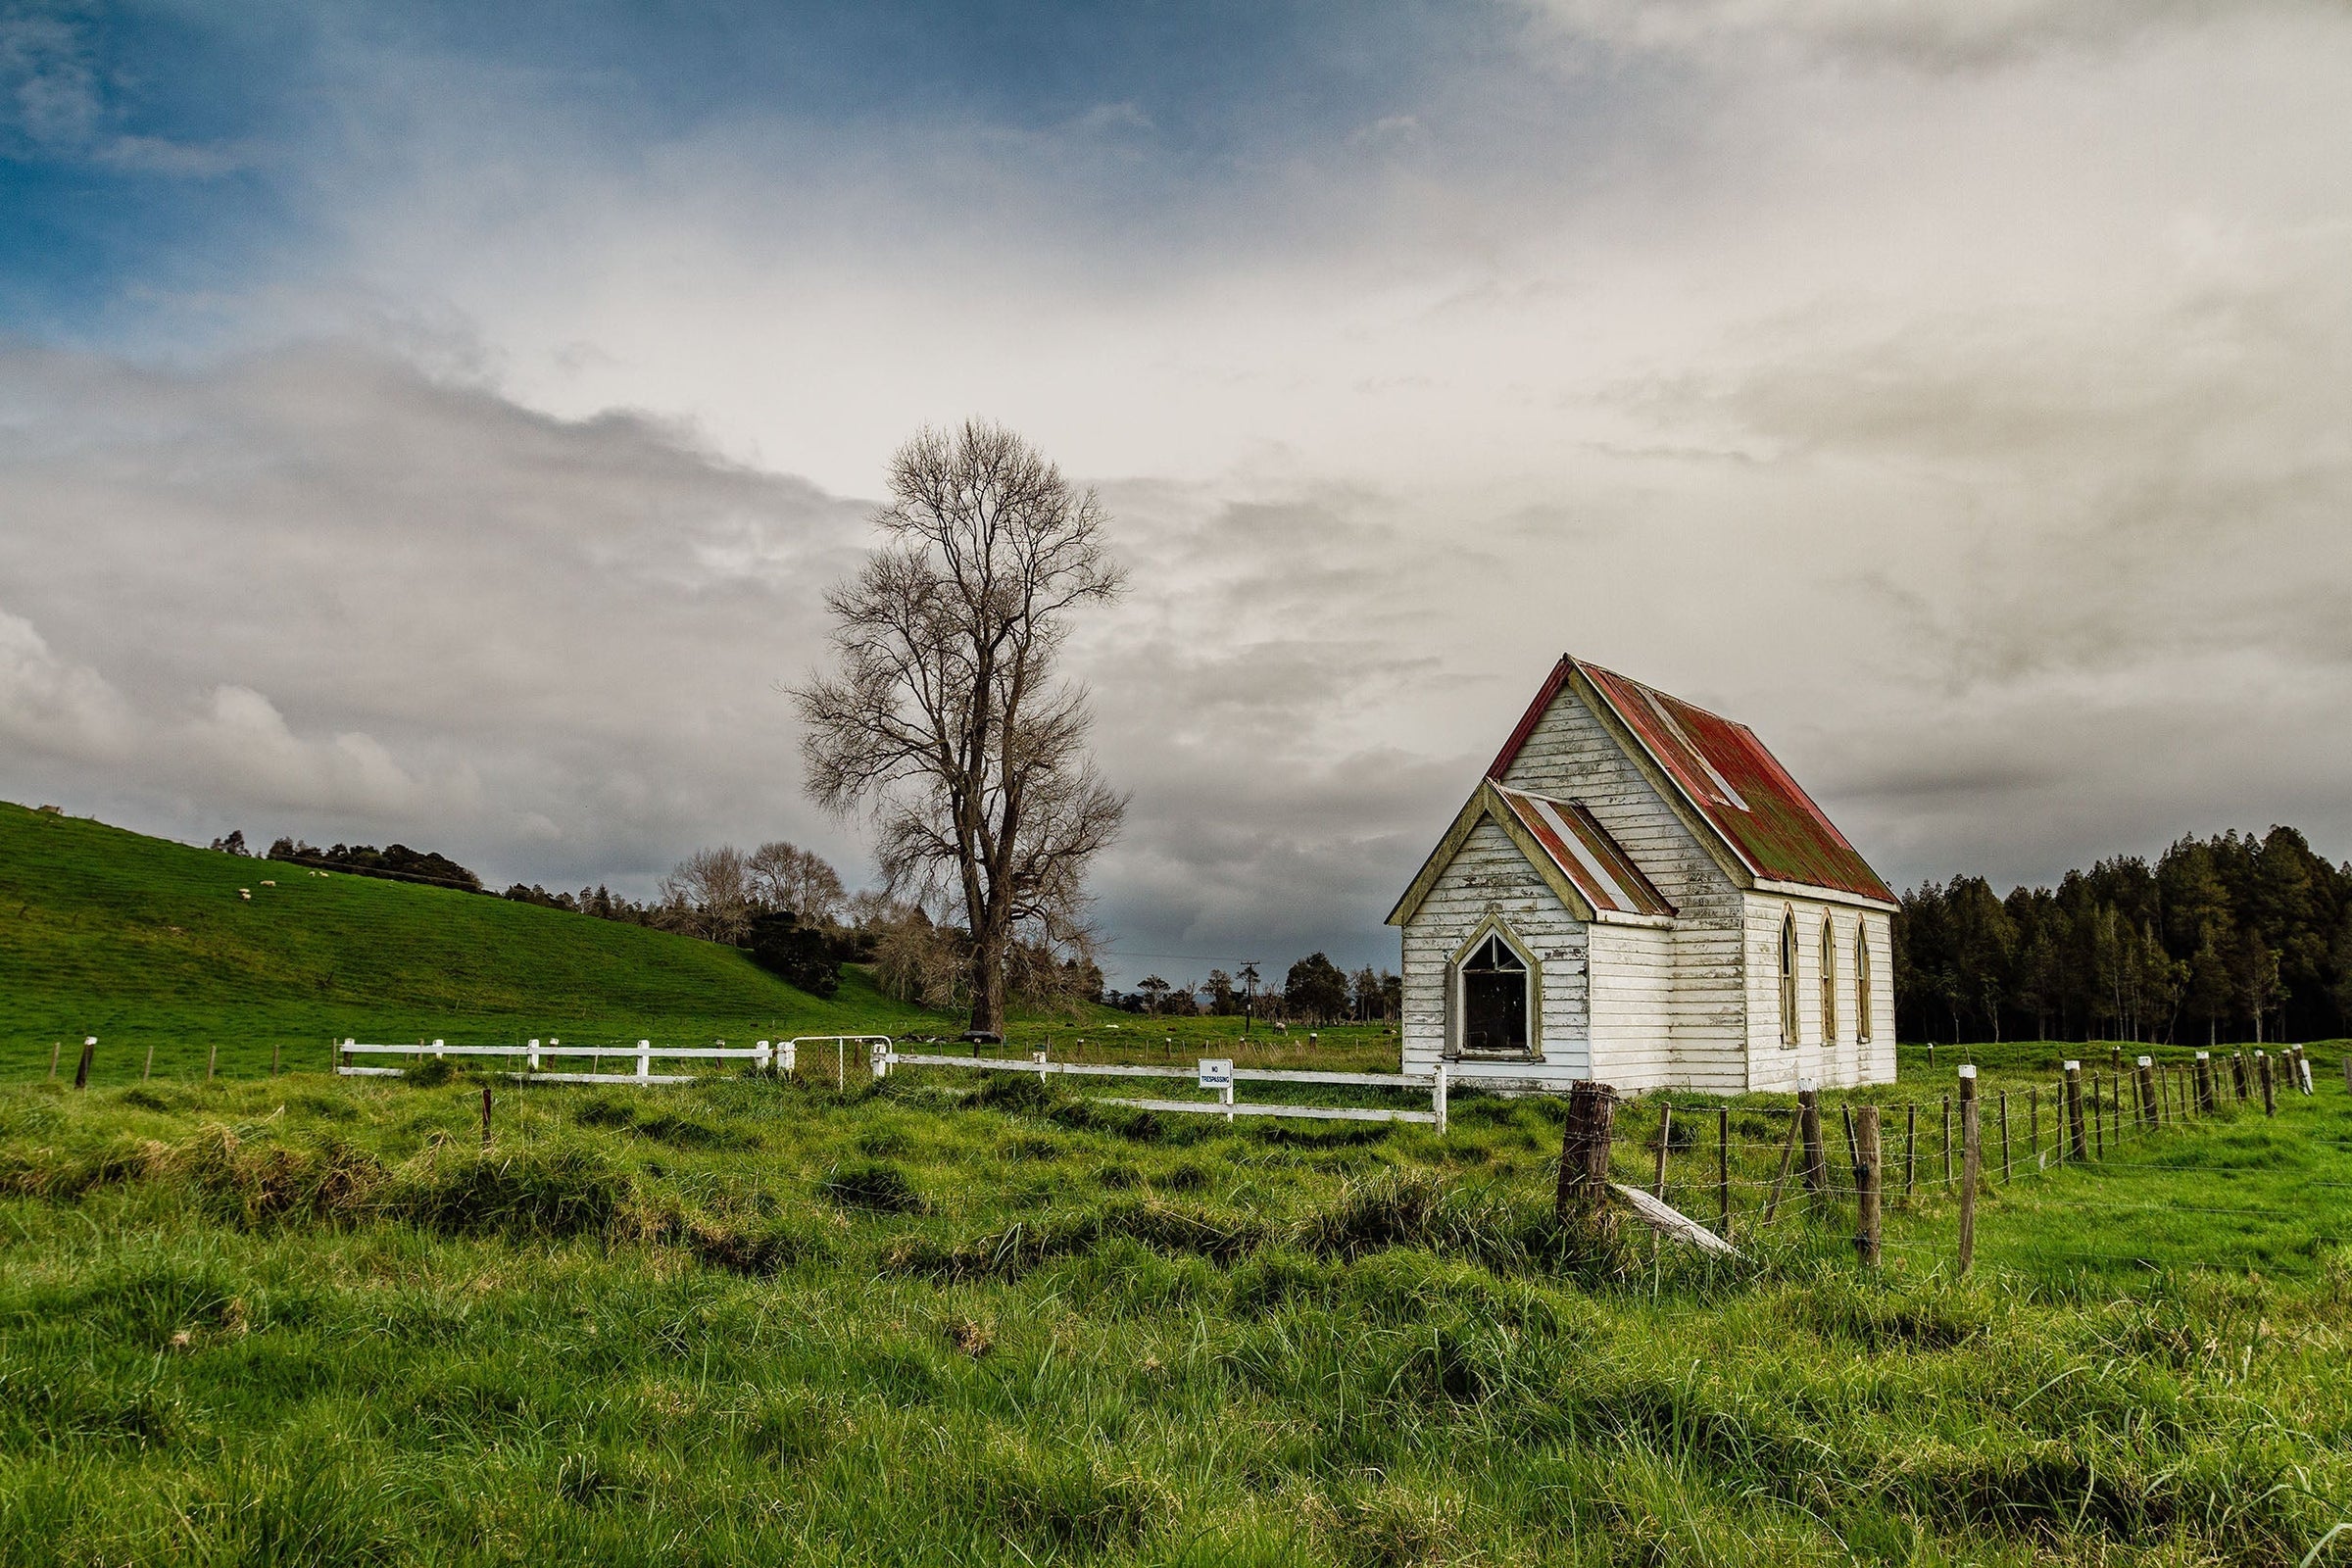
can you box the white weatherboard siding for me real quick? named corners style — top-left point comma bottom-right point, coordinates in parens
top-left (1497, 684), bottom-right (1749, 1090)
top-left (1740, 897), bottom-right (1898, 1093)
top-left (1399, 817), bottom-right (1590, 1083)
top-left (1586, 921), bottom-right (1676, 1090)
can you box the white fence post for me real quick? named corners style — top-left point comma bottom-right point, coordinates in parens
top-left (527, 1038), bottom-right (541, 1072)
top-left (871, 1041), bottom-right (890, 1081)
top-left (1035, 1048), bottom-right (1049, 1084)
top-left (782, 1040), bottom-right (797, 1075)
top-left (755, 1040), bottom-right (771, 1074)
top-left (1434, 1063), bottom-right (1449, 1135)
top-left (433, 1038), bottom-right (445, 1060)
top-left (637, 1040), bottom-right (651, 1084)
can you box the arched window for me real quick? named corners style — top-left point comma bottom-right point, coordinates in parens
top-left (1457, 930), bottom-right (1532, 1055)
top-left (1855, 925), bottom-right (1874, 1044)
top-left (1820, 917), bottom-right (1838, 1045)
top-left (1778, 910), bottom-right (1798, 1046)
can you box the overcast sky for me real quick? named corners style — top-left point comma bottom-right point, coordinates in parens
top-left (6, 1), bottom-right (2351, 985)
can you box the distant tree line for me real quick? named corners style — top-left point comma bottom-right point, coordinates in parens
top-left (264, 837), bottom-right (485, 892)
top-left (1895, 826), bottom-right (2352, 1046)
top-left (1106, 954), bottom-right (1401, 1026)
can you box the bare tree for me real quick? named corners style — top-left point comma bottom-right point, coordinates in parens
top-left (795, 420), bottom-right (1126, 1035)
top-left (658, 845), bottom-right (756, 944)
top-left (747, 841), bottom-right (847, 924)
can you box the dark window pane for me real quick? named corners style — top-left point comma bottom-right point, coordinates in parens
top-left (1463, 967), bottom-right (1528, 1053)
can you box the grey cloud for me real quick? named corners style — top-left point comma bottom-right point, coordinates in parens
top-left (0, 342), bottom-right (870, 889)
top-left (1531, 0), bottom-right (2326, 72)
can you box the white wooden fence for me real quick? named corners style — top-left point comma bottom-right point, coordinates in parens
top-left (874, 1044), bottom-right (1449, 1133)
top-left (335, 1035), bottom-right (892, 1087)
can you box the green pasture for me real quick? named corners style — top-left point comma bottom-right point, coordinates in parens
top-left (0, 801), bottom-right (950, 1082)
top-left (0, 1051), bottom-right (2346, 1565)
top-left (6, 798), bottom-right (2352, 1562)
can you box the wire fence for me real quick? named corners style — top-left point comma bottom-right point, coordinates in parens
top-left (1575, 1045), bottom-right (2343, 1273)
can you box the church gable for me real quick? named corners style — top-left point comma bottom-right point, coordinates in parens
top-left (1493, 657), bottom-right (1892, 908)
top-left (1387, 779), bottom-right (1669, 929)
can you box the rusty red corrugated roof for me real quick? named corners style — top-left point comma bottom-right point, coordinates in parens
top-left (1489, 657), bottom-right (1894, 905)
top-left (1491, 784), bottom-right (1676, 918)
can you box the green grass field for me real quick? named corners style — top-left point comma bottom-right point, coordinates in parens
top-left (0, 1052), bottom-right (2345, 1564)
top-left (0, 801), bottom-right (1403, 1083)
top-left (0, 801), bottom-right (959, 1082)
top-left (6, 799), bottom-right (2351, 1562)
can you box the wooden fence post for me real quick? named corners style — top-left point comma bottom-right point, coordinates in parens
top-left (72, 1036), bottom-right (95, 1091)
top-left (481, 1084), bottom-right (493, 1149)
top-left (1998, 1090), bottom-right (2011, 1182)
top-left (1904, 1103), bottom-right (1918, 1201)
top-left (2196, 1051), bottom-right (2216, 1113)
top-left (47, 1042), bottom-right (59, 1079)
top-left (2029, 1086), bottom-right (2040, 1169)
top-left (2257, 1051), bottom-right (2276, 1117)
top-left (1798, 1087), bottom-right (1827, 1206)
top-left (142, 1044), bottom-right (155, 1082)
top-left (1941, 1095), bottom-right (1953, 1187)
top-left (1554, 1080), bottom-right (1617, 1239)
top-left (2092, 1072), bottom-right (2104, 1159)
top-left (2343, 1054), bottom-right (2352, 1096)
top-left (207, 1043), bottom-right (218, 1082)
top-left (1717, 1105), bottom-right (1732, 1241)
top-left (270, 1042), bottom-right (280, 1078)
top-left (1853, 1104), bottom-right (1882, 1267)
top-left (2135, 1055), bottom-right (2158, 1131)
top-left (1957, 1066), bottom-right (1982, 1275)
top-left (2064, 1061), bottom-right (2086, 1161)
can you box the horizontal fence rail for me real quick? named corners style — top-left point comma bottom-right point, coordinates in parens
top-left (875, 1044), bottom-right (1450, 1131)
top-left (332, 1035), bottom-right (893, 1087)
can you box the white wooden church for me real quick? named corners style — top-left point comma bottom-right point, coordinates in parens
top-left (1388, 656), bottom-right (1897, 1095)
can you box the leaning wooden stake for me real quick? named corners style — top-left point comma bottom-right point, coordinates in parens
top-left (1941, 1094), bottom-right (1954, 1187)
top-left (1554, 1081), bottom-right (1618, 1240)
top-left (1904, 1103), bottom-right (1918, 1201)
top-left (47, 1042), bottom-right (59, 1079)
top-left (1853, 1104), bottom-right (1883, 1267)
top-left (481, 1084), bottom-right (493, 1150)
top-left (2064, 1061), bottom-right (2087, 1160)
top-left (73, 1037), bottom-right (95, 1091)
top-left (270, 1042), bottom-right (280, 1078)
top-left (1764, 1105), bottom-right (1804, 1224)
top-left (1716, 1105), bottom-right (1732, 1242)
top-left (1798, 1087), bottom-right (1827, 1207)
top-left (1653, 1102), bottom-right (1673, 1202)
top-left (207, 1043), bottom-right (218, 1082)
top-left (1998, 1090), bottom-right (2011, 1183)
top-left (2257, 1052), bottom-right (2276, 1117)
top-left (1957, 1066), bottom-right (1982, 1275)
top-left (141, 1044), bottom-right (155, 1082)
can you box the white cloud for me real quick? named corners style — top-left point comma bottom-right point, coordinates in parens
top-left (0, 609), bottom-right (136, 762)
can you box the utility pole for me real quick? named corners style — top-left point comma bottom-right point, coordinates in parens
top-left (1239, 961), bottom-right (1261, 1039)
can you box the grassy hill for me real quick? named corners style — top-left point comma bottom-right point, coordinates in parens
top-left (0, 801), bottom-right (952, 1082)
